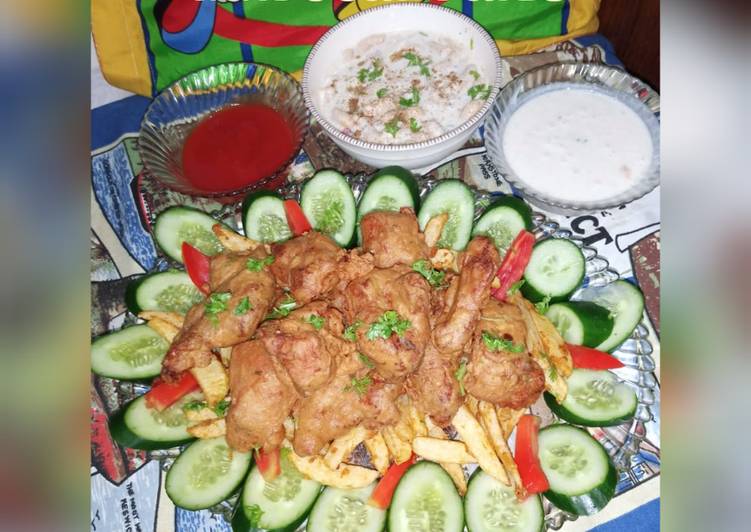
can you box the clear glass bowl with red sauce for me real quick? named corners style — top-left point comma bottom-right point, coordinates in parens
top-left (138, 62), bottom-right (309, 201)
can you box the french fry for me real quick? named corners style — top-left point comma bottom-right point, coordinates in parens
top-left (452, 405), bottom-right (509, 484)
top-left (412, 437), bottom-right (476, 464)
top-left (424, 417), bottom-right (468, 495)
top-left (218, 347), bottom-right (232, 367)
top-left (382, 426), bottom-right (412, 464)
top-left (323, 426), bottom-right (373, 470)
top-left (406, 405), bottom-right (428, 438)
top-left (464, 395), bottom-right (480, 417)
top-left (185, 407), bottom-right (218, 424)
top-left (496, 407), bottom-right (525, 440)
top-left (212, 223), bottom-right (260, 252)
top-left (138, 311), bottom-right (184, 329)
top-left (364, 432), bottom-right (390, 476)
top-left (394, 398), bottom-right (416, 442)
top-left (423, 213), bottom-right (449, 248)
top-left (478, 401), bottom-right (522, 494)
top-left (288, 450), bottom-right (379, 489)
top-left (187, 418), bottom-right (226, 439)
top-left (190, 356), bottom-right (229, 406)
top-left (145, 318), bottom-right (180, 343)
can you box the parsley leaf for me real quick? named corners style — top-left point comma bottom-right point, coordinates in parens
top-left (366, 310), bottom-right (411, 341)
top-left (345, 375), bottom-right (372, 396)
top-left (534, 295), bottom-right (552, 314)
top-left (343, 320), bottom-right (363, 342)
top-left (412, 259), bottom-right (445, 287)
top-left (358, 353), bottom-right (375, 369)
top-left (182, 400), bottom-right (207, 412)
top-left (204, 292), bottom-right (231, 325)
top-left (306, 314), bottom-right (325, 330)
top-left (245, 504), bottom-right (264, 528)
top-left (246, 255), bottom-right (274, 272)
top-left (402, 52), bottom-right (431, 77)
top-left (469, 69), bottom-right (480, 81)
top-left (213, 398), bottom-right (230, 417)
top-left (507, 279), bottom-right (526, 296)
top-left (482, 331), bottom-right (525, 353)
top-left (234, 296), bottom-right (252, 316)
top-left (454, 359), bottom-right (468, 396)
top-left (376, 87), bottom-right (388, 98)
top-left (409, 117), bottom-right (422, 133)
top-left (357, 59), bottom-right (383, 83)
top-left (468, 83), bottom-right (492, 100)
top-left (266, 294), bottom-right (297, 320)
top-left (399, 87), bottom-right (421, 107)
top-left (384, 118), bottom-right (401, 138)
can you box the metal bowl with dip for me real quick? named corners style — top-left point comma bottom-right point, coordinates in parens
top-left (484, 62), bottom-right (660, 215)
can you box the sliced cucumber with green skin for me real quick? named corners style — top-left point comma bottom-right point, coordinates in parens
top-left (232, 453), bottom-right (321, 532)
top-left (465, 469), bottom-right (544, 532)
top-left (545, 301), bottom-right (614, 348)
top-left (472, 195), bottom-right (534, 257)
top-left (538, 424), bottom-right (617, 516)
top-left (417, 179), bottom-right (475, 251)
top-left (125, 270), bottom-right (203, 315)
top-left (91, 325), bottom-right (170, 380)
top-left (300, 169), bottom-right (357, 247)
top-left (522, 238), bottom-right (585, 303)
top-left (307, 482), bottom-right (385, 532)
top-left (166, 436), bottom-right (252, 511)
top-left (545, 369), bottom-right (637, 427)
top-left (357, 166), bottom-right (420, 244)
top-left (153, 206), bottom-right (224, 263)
top-left (242, 190), bottom-right (293, 244)
top-left (576, 280), bottom-right (645, 352)
top-left (388, 461), bottom-right (464, 532)
top-left (108, 393), bottom-right (198, 450)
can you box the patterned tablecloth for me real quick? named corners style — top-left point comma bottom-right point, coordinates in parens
top-left (90, 34), bottom-right (659, 532)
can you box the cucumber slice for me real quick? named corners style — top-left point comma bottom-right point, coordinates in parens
top-left (242, 190), bottom-right (293, 244)
top-left (153, 206), bottom-right (224, 263)
top-left (465, 469), bottom-right (544, 532)
top-left (108, 393), bottom-right (198, 450)
top-left (522, 239), bottom-right (585, 303)
top-left (545, 301), bottom-right (614, 348)
top-left (388, 461), bottom-right (464, 532)
top-left (125, 270), bottom-right (203, 315)
top-left (232, 451), bottom-right (321, 532)
top-left (545, 369), bottom-right (637, 427)
top-left (576, 280), bottom-right (645, 352)
top-left (300, 169), bottom-right (357, 247)
top-left (91, 325), bottom-right (169, 380)
top-left (166, 436), bottom-right (252, 511)
top-left (417, 179), bottom-right (475, 251)
top-left (472, 195), bottom-right (534, 257)
top-left (538, 424), bottom-right (617, 516)
top-left (357, 166), bottom-right (420, 244)
top-left (307, 482), bottom-right (386, 532)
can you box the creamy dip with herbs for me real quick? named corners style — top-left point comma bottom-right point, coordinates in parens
top-left (319, 31), bottom-right (492, 144)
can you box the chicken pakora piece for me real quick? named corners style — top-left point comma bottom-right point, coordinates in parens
top-left (464, 299), bottom-right (545, 409)
top-left (360, 208), bottom-right (429, 269)
top-left (406, 341), bottom-right (462, 426)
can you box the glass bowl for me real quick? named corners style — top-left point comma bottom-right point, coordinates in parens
top-left (138, 62), bottom-right (309, 201)
top-left (484, 62), bottom-right (660, 215)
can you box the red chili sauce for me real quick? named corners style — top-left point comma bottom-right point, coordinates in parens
top-left (182, 103), bottom-right (297, 193)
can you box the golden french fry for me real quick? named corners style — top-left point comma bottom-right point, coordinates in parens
top-left (407, 405), bottom-right (428, 438)
top-left (382, 426), bottom-right (412, 464)
top-left (452, 405), bottom-right (508, 484)
top-left (423, 213), bottom-right (449, 248)
top-left (288, 450), bottom-right (379, 489)
top-left (187, 418), bottom-right (226, 439)
top-left (412, 437), bottom-right (476, 464)
top-left (422, 417), bottom-right (467, 495)
top-left (146, 318), bottom-right (180, 342)
top-left (138, 311), bottom-right (185, 329)
top-left (185, 407), bottom-right (218, 424)
top-left (324, 426), bottom-right (374, 470)
top-left (218, 347), bottom-right (232, 367)
top-left (464, 395), bottom-right (479, 417)
top-left (496, 407), bottom-right (525, 440)
top-left (394, 401), bottom-right (416, 443)
top-left (190, 356), bottom-right (229, 407)
top-left (478, 401), bottom-right (520, 491)
top-left (212, 223), bottom-right (260, 252)
top-left (364, 432), bottom-right (390, 476)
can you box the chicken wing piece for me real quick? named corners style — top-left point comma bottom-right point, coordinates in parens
top-left (257, 302), bottom-right (354, 396)
top-left (360, 208), bottom-right (428, 268)
top-left (161, 249), bottom-right (275, 381)
top-left (344, 266), bottom-right (431, 382)
top-left (406, 341), bottom-right (462, 426)
top-left (293, 354), bottom-right (401, 456)
top-left (464, 299), bottom-right (545, 409)
top-left (225, 340), bottom-right (299, 453)
top-left (432, 237), bottom-right (500, 354)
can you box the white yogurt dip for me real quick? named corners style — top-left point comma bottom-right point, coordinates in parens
top-left (502, 85), bottom-right (656, 203)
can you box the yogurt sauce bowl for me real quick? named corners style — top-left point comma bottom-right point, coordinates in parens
top-left (485, 62), bottom-right (660, 215)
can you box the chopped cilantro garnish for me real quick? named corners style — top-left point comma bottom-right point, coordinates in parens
top-left (213, 398), bottom-right (230, 417)
top-left (358, 353), bottom-right (375, 369)
top-left (384, 118), bottom-right (401, 138)
top-left (367, 310), bottom-right (411, 341)
top-left (346, 375), bottom-right (372, 396)
top-left (245, 504), bottom-right (264, 528)
top-left (246, 255), bottom-right (274, 272)
top-left (234, 296), bottom-right (252, 316)
top-left (357, 59), bottom-right (383, 83)
top-left (376, 87), bottom-right (388, 98)
top-left (402, 52), bottom-right (431, 77)
top-left (534, 295), bottom-right (552, 314)
top-left (306, 314), bottom-right (325, 330)
top-left (409, 117), bottom-right (422, 133)
top-left (454, 359), bottom-right (468, 396)
top-left (343, 320), bottom-right (363, 342)
top-left (469, 69), bottom-right (480, 81)
top-left (399, 87), bottom-right (421, 107)
top-left (266, 294), bottom-right (297, 320)
top-left (204, 292), bottom-right (231, 325)
top-left (183, 400), bottom-right (207, 412)
top-left (412, 259), bottom-right (445, 288)
top-left (507, 279), bottom-right (526, 296)
top-left (482, 331), bottom-right (525, 353)
top-left (468, 84), bottom-right (492, 100)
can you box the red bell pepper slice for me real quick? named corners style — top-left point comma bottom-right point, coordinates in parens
top-left (491, 229), bottom-right (536, 301)
top-left (567, 344), bottom-right (625, 369)
top-left (181, 242), bottom-right (211, 295)
top-left (255, 448), bottom-right (281, 482)
top-left (368, 453), bottom-right (417, 510)
top-left (513, 414), bottom-right (549, 495)
top-left (283, 199), bottom-right (312, 236)
top-left (144, 372), bottom-right (200, 412)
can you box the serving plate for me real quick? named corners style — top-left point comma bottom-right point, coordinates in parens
top-left (108, 173), bottom-right (659, 530)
